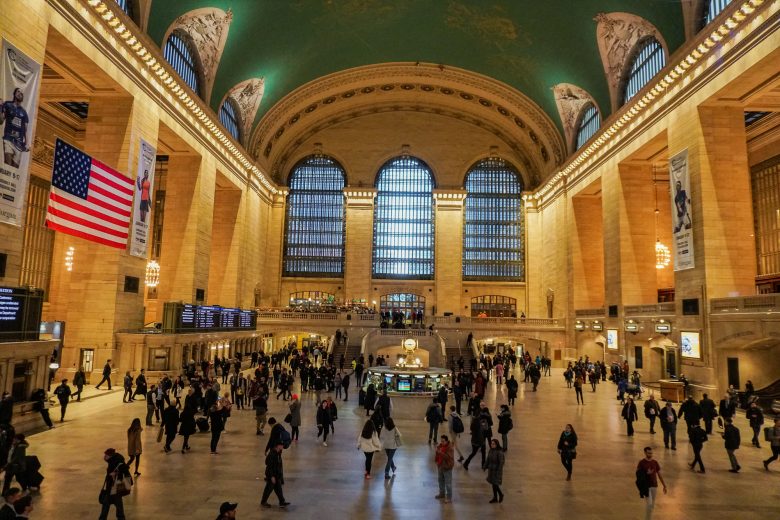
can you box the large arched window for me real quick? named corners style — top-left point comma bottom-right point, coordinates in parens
top-left (373, 156), bottom-right (435, 279)
top-left (219, 98), bottom-right (241, 142)
top-left (463, 158), bottom-right (524, 281)
top-left (622, 38), bottom-right (665, 104)
top-left (114, 0), bottom-right (133, 18)
top-left (283, 156), bottom-right (346, 277)
top-left (575, 104), bottom-right (600, 150)
top-left (704, 0), bottom-right (732, 26)
top-left (163, 31), bottom-right (201, 96)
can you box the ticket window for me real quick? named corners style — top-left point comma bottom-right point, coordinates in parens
top-left (397, 376), bottom-right (411, 392)
top-left (428, 377), bottom-right (441, 392)
top-left (413, 376), bottom-right (426, 392)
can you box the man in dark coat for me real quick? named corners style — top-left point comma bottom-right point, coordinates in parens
top-left (0, 393), bottom-right (12, 425)
top-left (722, 418), bottom-right (741, 472)
top-left (699, 393), bottom-right (717, 434)
top-left (162, 404), bottom-right (179, 453)
top-left (261, 442), bottom-right (289, 508)
top-left (678, 396), bottom-right (702, 433)
top-left (53, 379), bottom-right (72, 422)
top-left (132, 369), bottom-right (147, 401)
top-left (719, 394), bottom-right (736, 421)
top-left (688, 423), bottom-right (708, 473)
top-left (95, 360), bottom-right (112, 390)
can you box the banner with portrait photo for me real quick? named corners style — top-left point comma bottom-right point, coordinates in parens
top-left (0, 40), bottom-right (41, 227)
top-left (129, 138), bottom-right (156, 258)
top-left (669, 149), bottom-right (695, 271)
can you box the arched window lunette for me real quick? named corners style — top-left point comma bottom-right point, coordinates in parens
top-left (463, 158), bottom-right (524, 281)
top-left (622, 37), bottom-right (666, 104)
top-left (219, 97), bottom-right (241, 142)
top-left (575, 103), bottom-right (600, 151)
top-left (283, 155), bottom-right (346, 277)
top-left (702, 0), bottom-right (733, 29)
top-left (163, 31), bottom-right (202, 96)
top-left (373, 156), bottom-right (435, 279)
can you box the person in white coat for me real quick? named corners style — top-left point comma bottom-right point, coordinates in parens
top-left (357, 420), bottom-right (382, 479)
top-left (381, 417), bottom-right (402, 479)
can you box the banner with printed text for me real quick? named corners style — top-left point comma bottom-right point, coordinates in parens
top-left (669, 149), bottom-right (694, 271)
top-left (0, 40), bottom-right (41, 226)
top-left (129, 138), bottom-right (156, 257)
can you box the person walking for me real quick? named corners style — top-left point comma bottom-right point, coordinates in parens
top-left (506, 376), bottom-right (518, 406)
top-left (0, 487), bottom-right (21, 519)
top-left (73, 368), bottom-right (86, 402)
top-left (448, 406), bottom-right (465, 462)
top-left (98, 448), bottom-right (131, 520)
top-left (162, 404), bottom-right (179, 453)
top-left (462, 415), bottom-right (486, 471)
top-left (425, 399), bottom-right (444, 444)
top-left (1, 435), bottom-right (28, 494)
top-left (763, 416), bottom-right (780, 470)
top-left (145, 385), bottom-right (157, 426)
top-left (687, 422), bottom-right (707, 473)
top-left (288, 395), bottom-right (301, 443)
top-left (30, 388), bottom-right (53, 430)
top-left (496, 405), bottom-right (512, 451)
top-left (122, 372), bottom-right (133, 403)
top-left (126, 418), bottom-right (142, 477)
top-left (485, 438), bottom-right (505, 504)
top-left (636, 447), bottom-right (667, 520)
top-left (434, 434), bottom-right (454, 503)
top-left (660, 401), bottom-right (678, 450)
top-left (132, 369), bottom-right (147, 401)
top-left (316, 400), bottom-right (333, 447)
top-left (53, 379), bottom-right (72, 422)
top-left (254, 391), bottom-right (268, 436)
top-left (719, 393), bottom-right (736, 421)
top-left (722, 417), bottom-right (741, 473)
top-left (699, 393), bottom-right (717, 435)
top-left (356, 420), bottom-right (381, 479)
top-left (622, 397), bottom-right (639, 436)
top-left (557, 423), bottom-right (578, 481)
top-left (678, 396), bottom-right (702, 434)
top-left (746, 401), bottom-right (764, 448)
top-left (178, 399), bottom-right (196, 454)
top-left (643, 395), bottom-right (661, 434)
top-left (381, 417), bottom-right (402, 479)
top-left (95, 360), bottom-right (112, 390)
top-left (574, 374), bottom-right (584, 405)
top-left (261, 441), bottom-right (290, 509)
top-left (209, 404), bottom-right (225, 454)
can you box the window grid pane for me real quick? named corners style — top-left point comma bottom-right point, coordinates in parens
top-left (163, 32), bottom-right (200, 96)
top-left (471, 295), bottom-right (517, 317)
top-left (705, 0), bottom-right (732, 24)
top-left (624, 38), bottom-right (665, 103)
top-left (575, 104), bottom-right (600, 150)
top-left (219, 99), bottom-right (241, 142)
top-left (373, 157), bottom-right (435, 279)
top-left (283, 156), bottom-right (346, 277)
top-left (114, 0), bottom-right (133, 18)
top-left (463, 158), bottom-right (524, 281)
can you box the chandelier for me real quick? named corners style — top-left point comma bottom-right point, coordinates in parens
top-left (64, 246), bottom-right (75, 272)
top-left (655, 240), bottom-right (670, 269)
top-left (145, 260), bottom-right (160, 287)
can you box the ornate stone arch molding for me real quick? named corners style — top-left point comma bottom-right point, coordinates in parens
top-left (250, 63), bottom-right (565, 188)
top-left (163, 7), bottom-right (233, 103)
top-left (594, 12), bottom-right (668, 112)
top-left (218, 78), bottom-right (266, 147)
top-left (552, 83), bottom-right (601, 154)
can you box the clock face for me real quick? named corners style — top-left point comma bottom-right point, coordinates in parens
top-left (403, 338), bottom-right (417, 352)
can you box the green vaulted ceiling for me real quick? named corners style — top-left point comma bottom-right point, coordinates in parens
top-left (147, 0), bottom-right (686, 134)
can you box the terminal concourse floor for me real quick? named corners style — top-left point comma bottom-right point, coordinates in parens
top-left (25, 368), bottom-right (780, 519)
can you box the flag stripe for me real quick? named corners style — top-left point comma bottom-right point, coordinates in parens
top-left (51, 188), bottom-right (131, 222)
top-left (48, 195), bottom-right (130, 231)
top-left (89, 181), bottom-right (133, 207)
top-left (91, 169), bottom-right (134, 198)
top-left (92, 159), bottom-right (134, 187)
top-left (45, 219), bottom-right (127, 249)
top-left (46, 206), bottom-right (128, 238)
top-left (85, 192), bottom-right (132, 219)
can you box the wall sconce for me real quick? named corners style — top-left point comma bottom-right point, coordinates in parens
top-left (65, 246), bottom-right (75, 271)
top-left (145, 260), bottom-right (160, 287)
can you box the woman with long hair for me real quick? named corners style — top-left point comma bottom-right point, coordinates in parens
top-left (356, 419), bottom-right (381, 479)
top-left (126, 418), bottom-right (142, 476)
top-left (557, 423), bottom-right (578, 481)
top-left (381, 417), bottom-right (402, 479)
top-left (485, 438), bottom-right (505, 503)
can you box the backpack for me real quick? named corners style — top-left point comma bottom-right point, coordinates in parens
top-left (279, 427), bottom-right (292, 449)
top-left (452, 415), bottom-right (464, 434)
top-left (480, 417), bottom-right (490, 433)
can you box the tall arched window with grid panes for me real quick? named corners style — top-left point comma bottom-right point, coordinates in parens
top-left (218, 98), bottom-right (241, 142)
top-left (622, 37), bottom-right (665, 104)
top-left (114, 0), bottom-right (133, 19)
top-left (283, 156), bottom-right (346, 277)
top-left (373, 156), bottom-right (435, 279)
top-left (463, 158), bottom-right (524, 281)
top-left (575, 103), bottom-right (600, 150)
top-left (163, 31), bottom-right (201, 96)
top-left (703, 0), bottom-right (732, 27)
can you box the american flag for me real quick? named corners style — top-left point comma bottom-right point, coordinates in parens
top-left (45, 139), bottom-right (133, 249)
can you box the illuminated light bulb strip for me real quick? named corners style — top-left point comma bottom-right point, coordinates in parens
top-left (81, 0), bottom-right (276, 193)
top-left (533, 0), bottom-right (767, 201)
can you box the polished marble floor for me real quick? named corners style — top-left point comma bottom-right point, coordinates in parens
top-left (21, 367), bottom-right (780, 519)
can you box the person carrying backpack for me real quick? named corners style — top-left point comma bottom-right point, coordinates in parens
top-left (425, 400), bottom-right (443, 444)
top-left (448, 406), bottom-right (465, 462)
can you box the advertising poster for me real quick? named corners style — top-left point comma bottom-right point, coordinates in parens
top-left (606, 329), bottom-right (618, 350)
top-left (669, 149), bottom-right (695, 270)
top-left (0, 40), bottom-right (41, 226)
top-left (680, 331), bottom-right (701, 359)
top-left (129, 138), bottom-right (156, 257)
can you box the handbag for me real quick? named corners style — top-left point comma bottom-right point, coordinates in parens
top-left (394, 429), bottom-right (403, 447)
top-left (156, 425), bottom-right (164, 443)
top-left (98, 488), bottom-right (108, 505)
top-left (284, 413), bottom-right (292, 424)
top-left (569, 448), bottom-right (577, 459)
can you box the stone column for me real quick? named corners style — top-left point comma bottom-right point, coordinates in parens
top-left (261, 190), bottom-right (288, 307)
top-left (344, 189), bottom-right (377, 304)
top-left (433, 190), bottom-right (466, 316)
top-left (208, 184), bottom-right (243, 306)
top-left (4, 360), bottom-right (14, 394)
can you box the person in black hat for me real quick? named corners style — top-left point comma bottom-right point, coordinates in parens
top-left (215, 501), bottom-right (237, 520)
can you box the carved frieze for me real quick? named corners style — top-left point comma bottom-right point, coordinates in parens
top-left (552, 83), bottom-right (598, 152)
top-left (224, 78), bottom-right (265, 146)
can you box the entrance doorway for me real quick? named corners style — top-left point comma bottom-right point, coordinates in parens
top-left (79, 348), bottom-right (94, 374)
top-left (666, 351), bottom-right (677, 378)
top-left (727, 357), bottom-right (740, 389)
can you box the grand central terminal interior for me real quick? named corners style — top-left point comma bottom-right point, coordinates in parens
top-left (0, 0), bottom-right (778, 518)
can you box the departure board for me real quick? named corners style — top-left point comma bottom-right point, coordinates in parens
top-left (166, 302), bottom-right (257, 333)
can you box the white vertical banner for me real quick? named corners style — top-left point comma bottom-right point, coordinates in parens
top-left (0, 40), bottom-right (41, 226)
top-left (129, 138), bottom-right (156, 258)
top-left (669, 149), bottom-right (694, 271)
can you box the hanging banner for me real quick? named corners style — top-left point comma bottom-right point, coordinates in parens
top-left (669, 149), bottom-right (694, 271)
top-left (0, 40), bottom-right (41, 226)
top-left (129, 138), bottom-right (156, 258)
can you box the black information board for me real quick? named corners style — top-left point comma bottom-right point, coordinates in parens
top-left (164, 302), bottom-right (257, 333)
top-left (0, 286), bottom-right (43, 342)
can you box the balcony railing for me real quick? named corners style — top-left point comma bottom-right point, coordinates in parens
top-left (623, 303), bottom-right (676, 317)
top-left (256, 311), bottom-right (562, 329)
top-left (574, 308), bottom-right (605, 317)
top-left (711, 294), bottom-right (780, 313)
